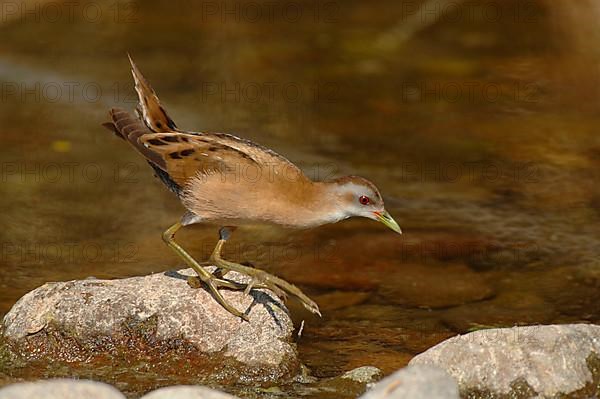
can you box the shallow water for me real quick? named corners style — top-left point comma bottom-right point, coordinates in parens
top-left (1, 0), bottom-right (600, 397)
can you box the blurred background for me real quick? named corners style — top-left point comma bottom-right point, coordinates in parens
top-left (1, 0), bottom-right (600, 397)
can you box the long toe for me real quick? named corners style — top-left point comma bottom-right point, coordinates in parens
top-left (205, 278), bottom-right (249, 321)
top-left (243, 280), bottom-right (255, 296)
top-left (303, 299), bottom-right (322, 317)
top-left (210, 257), bottom-right (319, 317)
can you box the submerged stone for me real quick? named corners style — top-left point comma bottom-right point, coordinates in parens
top-left (378, 263), bottom-right (494, 308)
top-left (0, 268), bottom-right (298, 385)
top-left (341, 366), bottom-right (383, 384)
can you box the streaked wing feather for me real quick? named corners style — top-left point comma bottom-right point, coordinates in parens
top-left (108, 108), bottom-right (167, 169)
top-left (138, 133), bottom-right (260, 186)
top-left (128, 54), bottom-right (177, 132)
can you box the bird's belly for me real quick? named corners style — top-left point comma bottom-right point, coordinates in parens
top-left (184, 196), bottom-right (326, 228)
top-left (181, 173), bottom-right (326, 228)
top-left (193, 208), bottom-right (315, 228)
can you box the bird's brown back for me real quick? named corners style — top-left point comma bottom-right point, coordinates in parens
top-left (102, 56), bottom-right (314, 222)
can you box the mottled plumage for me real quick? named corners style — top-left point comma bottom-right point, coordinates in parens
top-left (102, 56), bottom-right (401, 320)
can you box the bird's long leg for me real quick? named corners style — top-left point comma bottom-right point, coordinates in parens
top-left (162, 222), bottom-right (252, 320)
top-left (209, 227), bottom-right (322, 317)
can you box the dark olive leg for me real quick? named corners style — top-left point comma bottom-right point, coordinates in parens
top-left (162, 222), bottom-right (250, 320)
top-left (209, 227), bottom-right (321, 317)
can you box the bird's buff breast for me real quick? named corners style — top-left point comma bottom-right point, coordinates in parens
top-left (180, 172), bottom-right (332, 228)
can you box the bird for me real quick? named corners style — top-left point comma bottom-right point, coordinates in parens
top-left (103, 55), bottom-right (402, 321)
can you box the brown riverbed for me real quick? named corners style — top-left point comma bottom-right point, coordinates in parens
top-left (1, 0), bottom-right (600, 397)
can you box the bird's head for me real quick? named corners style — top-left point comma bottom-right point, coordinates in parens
top-left (326, 176), bottom-right (402, 234)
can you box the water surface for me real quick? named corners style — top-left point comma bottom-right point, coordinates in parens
top-left (1, 0), bottom-right (599, 397)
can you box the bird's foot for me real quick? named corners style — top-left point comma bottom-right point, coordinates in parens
top-left (186, 273), bottom-right (251, 321)
top-left (210, 257), bottom-right (321, 317)
top-left (243, 270), bottom-right (287, 299)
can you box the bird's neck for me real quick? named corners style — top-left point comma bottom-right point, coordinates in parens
top-left (291, 181), bottom-right (350, 227)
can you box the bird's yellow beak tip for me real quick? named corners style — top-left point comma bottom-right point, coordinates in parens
top-left (374, 210), bottom-right (402, 234)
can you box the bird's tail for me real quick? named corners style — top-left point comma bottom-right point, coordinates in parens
top-left (127, 54), bottom-right (178, 132)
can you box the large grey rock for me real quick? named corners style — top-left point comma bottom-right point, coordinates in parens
top-left (0, 379), bottom-right (125, 399)
top-left (141, 385), bottom-right (239, 399)
top-left (359, 364), bottom-right (459, 399)
top-left (1, 268), bottom-right (298, 382)
top-left (410, 324), bottom-right (600, 397)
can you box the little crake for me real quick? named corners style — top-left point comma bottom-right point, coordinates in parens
top-left (103, 55), bottom-right (401, 320)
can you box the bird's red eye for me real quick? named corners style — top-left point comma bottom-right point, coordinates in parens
top-left (359, 195), bottom-right (370, 205)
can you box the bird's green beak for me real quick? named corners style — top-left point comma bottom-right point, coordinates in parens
top-left (374, 210), bottom-right (402, 234)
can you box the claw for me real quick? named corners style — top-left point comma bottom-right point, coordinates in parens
top-left (303, 300), bottom-right (322, 317)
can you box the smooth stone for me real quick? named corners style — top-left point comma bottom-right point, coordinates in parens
top-left (359, 364), bottom-right (459, 399)
top-left (410, 324), bottom-right (600, 397)
top-left (0, 379), bottom-right (125, 399)
top-left (1, 268), bottom-right (297, 382)
top-left (141, 386), bottom-right (239, 399)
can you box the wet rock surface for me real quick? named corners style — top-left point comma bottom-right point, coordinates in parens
top-left (0, 268), bottom-right (298, 384)
top-left (358, 364), bottom-right (459, 399)
top-left (305, 365), bottom-right (384, 398)
top-left (409, 324), bottom-right (600, 398)
top-left (341, 366), bottom-right (383, 384)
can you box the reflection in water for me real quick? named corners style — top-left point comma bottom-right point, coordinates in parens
top-left (1, 0), bottom-right (600, 397)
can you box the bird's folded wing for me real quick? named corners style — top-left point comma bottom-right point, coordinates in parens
top-left (137, 131), bottom-right (261, 186)
top-left (107, 107), bottom-right (259, 187)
